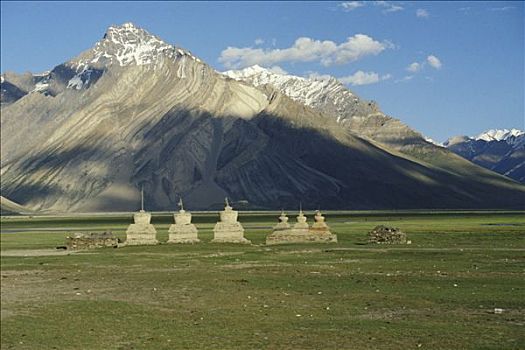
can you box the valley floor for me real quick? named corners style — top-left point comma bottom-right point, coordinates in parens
top-left (1, 211), bottom-right (524, 349)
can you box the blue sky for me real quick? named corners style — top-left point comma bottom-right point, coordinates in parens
top-left (1, 1), bottom-right (523, 141)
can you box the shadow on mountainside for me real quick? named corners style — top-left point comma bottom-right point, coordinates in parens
top-left (1, 108), bottom-right (524, 212)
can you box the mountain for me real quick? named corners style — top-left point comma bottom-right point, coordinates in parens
top-left (223, 66), bottom-right (523, 184)
top-left (224, 65), bottom-right (422, 151)
top-left (476, 129), bottom-right (524, 143)
top-left (0, 196), bottom-right (34, 215)
top-left (445, 129), bottom-right (525, 183)
top-left (1, 23), bottom-right (524, 212)
top-left (0, 72), bottom-right (50, 105)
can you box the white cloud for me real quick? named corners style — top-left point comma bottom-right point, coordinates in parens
top-left (339, 1), bottom-right (365, 11)
top-left (427, 55), bottom-right (442, 69)
top-left (489, 6), bottom-right (515, 11)
top-left (339, 70), bottom-right (390, 86)
top-left (406, 55), bottom-right (442, 74)
top-left (307, 71), bottom-right (391, 86)
top-left (254, 38), bottom-right (264, 46)
top-left (374, 1), bottom-right (404, 13)
top-left (340, 1), bottom-right (405, 15)
top-left (395, 75), bottom-right (414, 83)
top-left (219, 34), bottom-right (391, 69)
top-left (416, 9), bottom-right (429, 18)
top-left (407, 62), bottom-right (422, 72)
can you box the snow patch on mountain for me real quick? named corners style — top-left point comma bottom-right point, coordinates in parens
top-left (32, 81), bottom-right (49, 92)
top-left (30, 72), bottom-right (51, 94)
top-left (67, 66), bottom-right (100, 90)
top-left (424, 137), bottom-right (444, 147)
top-left (33, 71), bottom-right (51, 77)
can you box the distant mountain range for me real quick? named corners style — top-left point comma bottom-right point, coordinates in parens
top-left (1, 23), bottom-right (524, 212)
top-left (444, 129), bottom-right (525, 183)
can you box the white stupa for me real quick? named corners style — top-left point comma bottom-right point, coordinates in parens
top-left (125, 187), bottom-right (158, 246)
top-left (167, 198), bottom-right (200, 244)
top-left (266, 205), bottom-right (337, 245)
top-left (212, 198), bottom-right (250, 244)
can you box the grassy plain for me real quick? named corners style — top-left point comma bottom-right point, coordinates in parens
top-left (1, 211), bottom-right (524, 349)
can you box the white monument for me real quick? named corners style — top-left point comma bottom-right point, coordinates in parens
top-left (168, 198), bottom-right (200, 244)
top-left (291, 206), bottom-right (310, 234)
top-left (309, 210), bottom-right (338, 242)
top-left (125, 188), bottom-right (158, 246)
top-left (266, 206), bottom-right (337, 245)
top-left (266, 210), bottom-right (293, 245)
top-left (212, 198), bottom-right (251, 244)
top-left (274, 210), bottom-right (291, 231)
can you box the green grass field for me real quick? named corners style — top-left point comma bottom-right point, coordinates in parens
top-left (1, 211), bottom-right (524, 349)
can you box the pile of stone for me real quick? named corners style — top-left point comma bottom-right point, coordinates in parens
top-left (368, 225), bottom-right (407, 244)
top-left (65, 231), bottom-right (120, 250)
top-left (266, 209), bottom-right (338, 245)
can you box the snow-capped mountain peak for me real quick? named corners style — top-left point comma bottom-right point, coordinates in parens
top-left (475, 128), bottom-right (524, 142)
top-left (223, 64), bottom-right (271, 79)
top-left (444, 129), bottom-right (524, 149)
top-left (445, 128), bottom-right (525, 182)
top-left (60, 22), bottom-right (203, 92)
top-left (223, 65), bottom-right (371, 120)
top-left (223, 65), bottom-right (340, 88)
top-left (72, 22), bottom-right (200, 69)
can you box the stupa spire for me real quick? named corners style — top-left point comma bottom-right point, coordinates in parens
top-left (141, 186), bottom-right (144, 211)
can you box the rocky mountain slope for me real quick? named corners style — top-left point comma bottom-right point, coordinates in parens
top-left (224, 65), bottom-right (420, 148)
top-left (445, 129), bottom-right (525, 183)
top-left (0, 196), bottom-right (34, 215)
top-left (224, 66), bottom-right (525, 185)
top-left (1, 23), bottom-right (524, 212)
